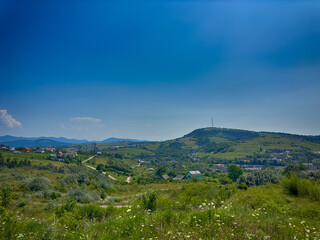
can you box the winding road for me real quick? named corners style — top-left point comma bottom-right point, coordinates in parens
top-left (82, 156), bottom-right (117, 181)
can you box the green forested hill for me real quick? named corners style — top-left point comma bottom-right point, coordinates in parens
top-left (65, 127), bottom-right (320, 178)
top-left (145, 127), bottom-right (320, 160)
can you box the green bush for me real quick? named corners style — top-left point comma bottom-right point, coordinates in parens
top-left (0, 185), bottom-right (12, 208)
top-left (80, 205), bottom-right (109, 220)
top-left (59, 211), bottom-right (81, 230)
top-left (240, 168), bottom-right (283, 186)
top-left (23, 176), bottom-right (51, 191)
top-left (142, 192), bottom-right (157, 212)
top-left (0, 207), bottom-right (17, 239)
top-left (67, 186), bottom-right (99, 203)
top-left (17, 200), bottom-right (26, 207)
top-left (219, 176), bottom-right (232, 184)
top-left (282, 175), bottom-right (301, 196)
top-left (63, 173), bottom-right (89, 184)
top-left (56, 200), bottom-right (78, 217)
top-left (237, 182), bottom-right (248, 190)
top-left (282, 174), bottom-right (320, 201)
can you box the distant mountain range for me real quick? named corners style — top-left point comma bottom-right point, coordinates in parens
top-left (0, 135), bottom-right (147, 147)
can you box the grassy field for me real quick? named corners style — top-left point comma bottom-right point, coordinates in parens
top-left (1, 151), bottom-right (320, 240)
top-left (1, 169), bottom-right (319, 239)
top-left (1, 127), bottom-right (320, 239)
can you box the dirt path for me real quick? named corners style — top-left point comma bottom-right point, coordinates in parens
top-left (82, 155), bottom-right (95, 164)
top-left (103, 172), bottom-right (117, 180)
top-left (84, 164), bottom-right (96, 170)
top-left (83, 161), bottom-right (117, 181)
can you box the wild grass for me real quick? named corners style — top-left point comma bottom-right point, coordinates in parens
top-left (1, 180), bottom-right (320, 239)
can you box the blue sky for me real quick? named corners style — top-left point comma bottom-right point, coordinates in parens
top-left (0, 0), bottom-right (320, 141)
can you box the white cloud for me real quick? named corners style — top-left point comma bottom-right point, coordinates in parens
top-left (70, 117), bottom-right (102, 123)
top-left (0, 110), bottom-right (22, 128)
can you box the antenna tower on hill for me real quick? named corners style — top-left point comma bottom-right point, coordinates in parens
top-left (211, 117), bottom-right (214, 127)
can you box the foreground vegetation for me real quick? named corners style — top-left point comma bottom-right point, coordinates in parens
top-left (1, 162), bottom-right (320, 239)
top-left (1, 127), bottom-right (320, 239)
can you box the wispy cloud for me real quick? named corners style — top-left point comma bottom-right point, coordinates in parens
top-left (70, 117), bottom-right (102, 123)
top-left (0, 110), bottom-right (22, 128)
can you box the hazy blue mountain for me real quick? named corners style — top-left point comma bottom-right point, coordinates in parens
top-left (0, 135), bottom-right (89, 144)
top-left (0, 139), bottom-right (70, 147)
top-left (36, 137), bottom-right (89, 144)
top-left (0, 135), bottom-right (148, 147)
top-left (99, 137), bottom-right (146, 143)
top-left (0, 135), bottom-right (23, 142)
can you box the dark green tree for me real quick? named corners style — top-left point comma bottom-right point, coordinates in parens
top-left (228, 164), bottom-right (243, 182)
top-left (0, 185), bottom-right (12, 208)
top-left (155, 167), bottom-right (166, 177)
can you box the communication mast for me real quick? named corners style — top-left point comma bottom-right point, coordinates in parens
top-left (211, 117), bottom-right (214, 127)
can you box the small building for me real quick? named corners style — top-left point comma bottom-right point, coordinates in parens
top-left (214, 164), bottom-right (228, 172)
top-left (35, 148), bottom-right (45, 154)
top-left (67, 151), bottom-right (78, 157)
top-left (22, 148), bottom-right (31, 153)
top-left (97, 152), bottom-right (102, 156)
top-left (162, 174), bottom-right (169, 180)
top-left (50, 154), bottom-right (57, 158)
top-left (302, 163), bottom-right (317, 170)
top-left (45, 148), bottom-right (56, 152)
top-left (139, 160), bottom-right (149, 166)
top-left (186, 170), bottom-right (203, 180)
top-left (173, 175), bottom-right (184, 180)
top-left (244, 167), bottom-right (261, 171)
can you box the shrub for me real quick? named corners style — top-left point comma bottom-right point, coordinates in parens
top-left (67, 186), bottom-right (99, 203)
top-left (59, 211), bottom-right (81, 230)
top-left (49, 191), bottom-right (61, 200)
top-left (45, 200), bottom-right (58, 210)
top-left (219, 176), bottom-right (232, 184)
top-left (95, 178), bottom-right (112, 190)
top-left (63, 173), bottom-right (89, 184)
top-left (237, 182), bottom-right (248, 190)
top-left (142, 192), bottom-right (157, 212)
top-left (23, 176), bottom-right (51, 191)
top-left (282, 174), bottom-right (320, 201)
top-left (282, 174), bottom-right (301, 196)
top-left (56, 200), bottom-right (78, 217)
top-left (283, 164), bottom-right (308, 176)
top-left (0, 185), bottom-right (12, 208)
top-left (17, 200), bottom-right (26, 207)
top-left (240, 168), bottom-right (283, 186)
top-left (0, 206), bottom-right (17, 239)
top-left (80, 205), bottom-right (107, 220)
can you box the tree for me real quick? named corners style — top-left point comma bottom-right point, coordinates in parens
top-left (0, 185), bottom-right (12, 208)
top-left (155, 167), bottom-right (166, 177)
top-left (96, 164), bottom-right (104, 171)
top-left (228, 164), bottom-right (243, 182)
